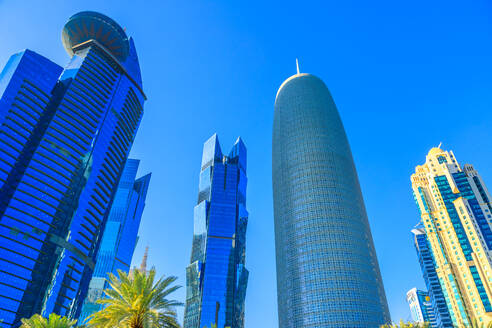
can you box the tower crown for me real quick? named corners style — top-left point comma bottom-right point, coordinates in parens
top-left (62, 11), bottom-right (129, 62)
top-left (275, 73), bottom-right (313, 101)
top-left (428, 147), bottom-right (444, 157)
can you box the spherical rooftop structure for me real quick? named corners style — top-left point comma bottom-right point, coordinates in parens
top-left (62, 11), bottom-right (129, 62)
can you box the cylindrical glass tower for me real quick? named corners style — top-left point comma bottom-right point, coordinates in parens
top-left (272, 72), bottom-right (390, 328)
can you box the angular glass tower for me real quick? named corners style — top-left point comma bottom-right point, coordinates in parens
top-left (0, 12), bottom-right (145, 327)
top-left (272, 68), bottom-right (390, 327)
top-left (184, 134), bottom-right (249, 328)
top-left (78, 159), bottom-right (151, 324)
top-left (412, 147), bottom-right (492, 326)
top-left (411, 228), bottom-right (453, 328)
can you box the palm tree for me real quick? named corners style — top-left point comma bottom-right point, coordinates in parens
top-left (20, 313), bottom-right (77, 328)
top-left (88, 267), bottom-right (182, 328)
top-left (380, 320), bottom-right (429, 328)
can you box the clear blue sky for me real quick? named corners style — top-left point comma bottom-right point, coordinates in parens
top-left (1, 0), bottom-right (492, 326)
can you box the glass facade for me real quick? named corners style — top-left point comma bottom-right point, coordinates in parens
top-left (0, 11), bottom-right (145, 327)
top-left (411, 147), bottom-right (492, 326)
top-left (78, 158), bottom-right (150, 324)
top-left (272, 72), bottom-right (390, 327)
top-left (411, 228), bottom-right (453, 328)
top-left (183, 134), bottom-right (249, 328)
top-left (406, 288), bottom-right (436, 326)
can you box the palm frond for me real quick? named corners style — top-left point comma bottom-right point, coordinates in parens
top-left (88, 267), bottom-right (182, 328)
top-left (20, 313), bottom-right (77, 328)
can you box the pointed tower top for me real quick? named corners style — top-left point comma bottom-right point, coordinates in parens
top-left (234, 136), bottom-right (244, 145)
top-left (140, 246), bottom-right (149, 272)
top-left (201, 134), bottom-right (223, 170)
top-left (438, 142), bottom-right (442, 149)
top-left (296, 58), bottom-right (300, 75)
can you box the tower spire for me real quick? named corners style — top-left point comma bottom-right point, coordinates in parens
top-left (296, 58), bottom-right (300, 74)
top-left (140, 246), bottom-right (149, 272)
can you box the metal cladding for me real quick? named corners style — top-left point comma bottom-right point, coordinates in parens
top-left (272, 71), bottom-right (390, 327)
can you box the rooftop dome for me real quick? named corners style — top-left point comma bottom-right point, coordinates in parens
top-left (428, 146), bottom-right (444, 157)
top-left (62, 11), bottom-right (129, 62)
top-left (275, 73), bottom-right (312, 101)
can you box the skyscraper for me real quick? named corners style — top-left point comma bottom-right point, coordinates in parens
top-left (406, 288), bottom-right (435, 325)
top-left (412, 146), bottom-right (492, 326)
top-left (184, 134), bottom-right (249, 328)
top-left (272, 64), bottom-right (390, 327)
top-left (78, 159), bottom-right (151, 324)
top-left (0, 11), bottom-right (145, 327)
top-left (411, 228), bottom-right (453, 328)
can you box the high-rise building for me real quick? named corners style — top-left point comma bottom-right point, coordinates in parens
top-left (134, 245), bottom-right (150, 273)
top-left (0, 11), bottom-right (145, 327)
top-left (78, 159), bottom-right (151, 324)
top-left (412, 146), bottom-right (492, 326)
top-left (406, 288), bottom-right (435, 325)
top-left (412, 228), bottom-right (453, 328)
top-left (272, 64), bottom-right (390, 328)
top-left (184, 134), bottom-right (249, 328)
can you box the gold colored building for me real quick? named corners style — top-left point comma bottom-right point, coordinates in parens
top-left (412, 146), bottom-right (492, 326)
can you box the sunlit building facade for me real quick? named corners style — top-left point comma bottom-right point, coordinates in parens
top-left (406, 288), bottom-right (435, 325)
top-left (412, 147), bottom-right (492, 326)
top-left (0, 11), bottom-right (145, 327)
top-left (412, 228), bottom-right (453, 328)
top-left (272, 67), bottom-right (390, 327)
top-left (184, 134), bottom-right (249, 328)
top-left (78, 159), bottom-right (150, 324)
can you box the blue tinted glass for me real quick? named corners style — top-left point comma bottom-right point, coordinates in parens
top-left (78, 159), bottom-right (150, 323)
top-left (272, 74), bottom-right (390, 327)
top-left (184, 135), bottom-right (249, 328)
top-left (0, 12), bottom-right (146, 326)
top-left (412, 231), bottom-right (454, 327)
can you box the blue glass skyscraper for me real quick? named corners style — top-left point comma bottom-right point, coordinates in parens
top-left (412, 228), bottom-right (453, 328)
top-left (0, 12), bottom-right (145, 327)
top-left (406, 288), bottom-right (436, 326)
top-left (78, 159), bottom-right (150, 324)
top-left (184, 134), bottom-right (249, 328)
top-left (272, 66), bottom-right (390, 327)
